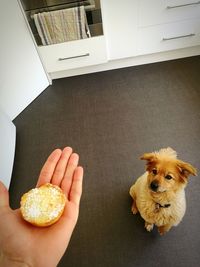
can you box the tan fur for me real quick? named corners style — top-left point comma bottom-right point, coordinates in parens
top-left (130, 147), bottom-right (197, 235)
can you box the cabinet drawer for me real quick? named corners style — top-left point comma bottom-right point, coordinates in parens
top-left (38, 36), bottom-right (108, 73)
top-left (139, 0), bottom-right (200, 27)
top-left (138, 19), bottom-right (200, 55)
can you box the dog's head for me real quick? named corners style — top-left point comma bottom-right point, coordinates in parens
top-left (141, 148), bottom-right (197, 194)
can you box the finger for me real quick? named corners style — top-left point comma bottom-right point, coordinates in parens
top-left (56, 167), bottom-right (83, 231)
top-left (36, 149), bottom-right (62, 187)
top-left (69, 166), bottom-right (83, 206)
top-left (0, 180), bottom-right (9, 209)
top-left (61, 153), bottom-right (79, 197)
top-left (51, 147), bottom-right (73, 187)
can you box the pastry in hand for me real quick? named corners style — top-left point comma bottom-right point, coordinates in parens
top-left (20, 183), bottom-right (66, 227)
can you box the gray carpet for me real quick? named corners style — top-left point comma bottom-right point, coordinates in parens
top-left (11, 56), bottom-right (200, 267)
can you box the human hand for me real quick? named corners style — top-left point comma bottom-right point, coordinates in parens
top-left (0, 147), bottom-right (83, 267)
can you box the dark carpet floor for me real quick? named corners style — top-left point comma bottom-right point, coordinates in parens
top-left (11, 56), bottom-right (200, 267)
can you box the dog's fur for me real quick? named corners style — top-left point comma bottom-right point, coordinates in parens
top-left (129, 148), bottom-right (197, 235)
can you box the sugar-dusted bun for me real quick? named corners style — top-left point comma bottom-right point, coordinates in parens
top-left (20, 183), bottom-right (66, 227)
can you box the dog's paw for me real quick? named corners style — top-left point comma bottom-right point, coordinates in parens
top-left (145, 222), bottom-right (154, 232)
top-left (131, 203), bottom-right (138, 214)
top-left (158, 225), bottom-right (171, 236)
top-left (158, 226), bottom-right (166, 236)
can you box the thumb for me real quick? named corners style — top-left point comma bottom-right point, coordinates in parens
top-left (0, 180), bottom-right (9, 209)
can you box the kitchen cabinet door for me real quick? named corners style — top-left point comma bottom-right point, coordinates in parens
top-left (101, 0), bottom-right (138, 60)
top-left (0, 0), bottom-right (50, 120)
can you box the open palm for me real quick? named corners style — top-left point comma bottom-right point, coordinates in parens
top-left (0, 147), bottom-right (83, 267)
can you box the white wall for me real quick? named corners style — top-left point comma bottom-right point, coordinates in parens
top-left (0, 109), bottom-right (16, 188)
top-left (0, 0), bottom-right (50, 120)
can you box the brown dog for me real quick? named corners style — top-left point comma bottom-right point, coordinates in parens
top-left (129, 148), bottom-right (197, 235)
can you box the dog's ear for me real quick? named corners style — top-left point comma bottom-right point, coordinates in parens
top-left (141, 153), bottom-right (157, 172)
top-left (140, 153), bottom-right (156, 162)
top-left (176, 160), bottom-right (197, 182)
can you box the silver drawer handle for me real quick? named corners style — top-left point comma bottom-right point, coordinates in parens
top-left (163, 33), bottom-right (195, 41)
top-left (166, 1), bottom-right (200, 9)
top-left (58, 53), bottom-right (90, 61)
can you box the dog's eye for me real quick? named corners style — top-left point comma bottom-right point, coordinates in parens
top-left (165, 175), bottom-right (172, 180)
top-left (152, 169), bottom-right (157, 175)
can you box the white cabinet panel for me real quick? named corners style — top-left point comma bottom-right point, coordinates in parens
top-left (39, 36), bottom-right (108, 73)
top-left (101, 0), bottom-right (138, 60)
top-left (0, 0), bottom-right (50, 120)
top-left (138, 18), bottom-right (200, 55)
top-left (139, 0), bottom-right (200, 27)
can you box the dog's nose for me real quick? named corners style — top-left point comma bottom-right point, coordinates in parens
top-left (150, 181), bottom-right (159, 192)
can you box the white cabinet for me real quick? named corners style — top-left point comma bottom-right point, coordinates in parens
top-left (16, 0), bottom-right (200, 79)
top-left (0, 0), bottom-right (50, 120)
top-left (39, 36), bottom-right (107, 73)
top-left (101, 0), bottom-right (138, 60)
top-left (96, 0), bottom-right (200, 61)
top-left (20, 0), bottom-right (108, 74)
top-left (2, 1), bottom-right (199, 91)
top-left (138, 18), bottom-right (200, 55)
top-left (139, 0), bottom-right (200, 27)
top-left (138, 0), bottom-right (200, 55)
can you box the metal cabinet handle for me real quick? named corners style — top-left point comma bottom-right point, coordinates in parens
top-left (166, 1), bottom-right (200, 9)
top-left (162, 33), bottom-right (195, 41)
top-left (58, 53), bottom-right (90, 61)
